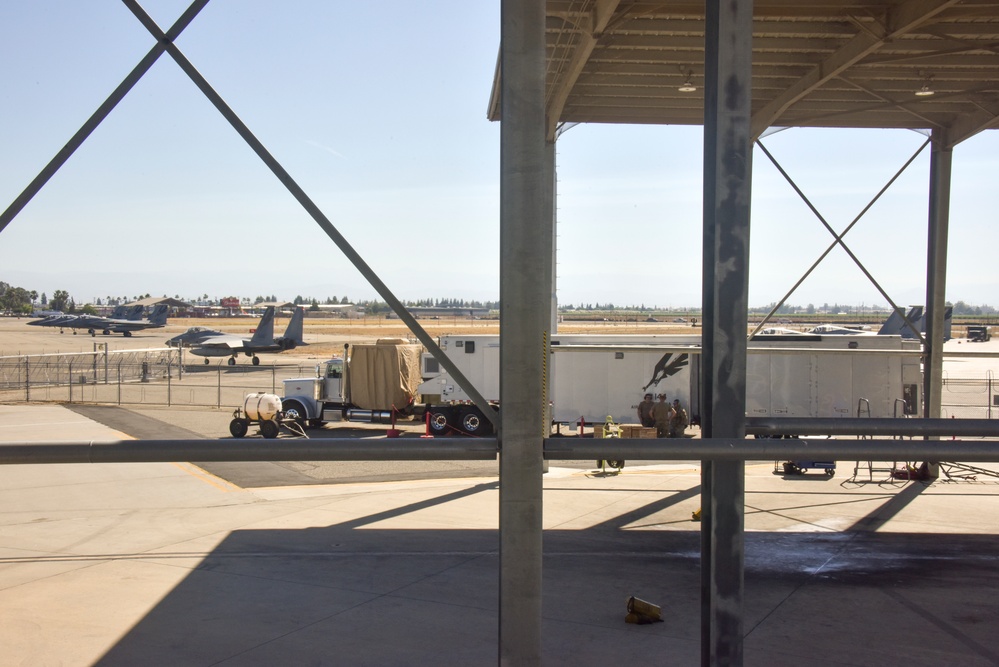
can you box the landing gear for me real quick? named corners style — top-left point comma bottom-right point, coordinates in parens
top-left (227, 357), bottom-right (236, 366)
top-left (251, 356), bottom-right (260, 366)
top-left (203, 358), bottom-right (210, 365)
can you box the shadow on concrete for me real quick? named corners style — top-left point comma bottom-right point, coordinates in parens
top-left (91, 491), bottom-right (999, 666)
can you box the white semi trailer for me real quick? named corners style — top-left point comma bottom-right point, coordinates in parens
top-left (280, 333), bottom-right (922, 437)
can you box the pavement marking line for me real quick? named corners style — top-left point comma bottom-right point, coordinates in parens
top-left (171, 462), bottom-right (243, 492)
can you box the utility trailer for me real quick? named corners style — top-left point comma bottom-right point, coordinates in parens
top-left (416, 333), bottom-right (921, 434)
top-left (281, 333), bottom-right (922, 437)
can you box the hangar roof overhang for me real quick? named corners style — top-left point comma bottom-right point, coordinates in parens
top-left (488, 0), bottom-right (999, 147)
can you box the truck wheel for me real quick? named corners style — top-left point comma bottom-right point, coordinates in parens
top-left (459, 407), bottom-right (492, 436)
top-left (260, 420), bottom-right (279, 439)
top-left (229, 418), bottom-right (249, 438)
top-left (282, 401), bottom-right (308, 429)
top-left (428, 410), bottom-right (450, 435)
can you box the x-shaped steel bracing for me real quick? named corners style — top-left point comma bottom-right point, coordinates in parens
top-left (0, 0), bottom-right (497, 429)
top-left (749, 136), bottom-right (931, 344)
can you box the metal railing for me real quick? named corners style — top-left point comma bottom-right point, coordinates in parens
top-left (2, 418), bottom-right (999, 465)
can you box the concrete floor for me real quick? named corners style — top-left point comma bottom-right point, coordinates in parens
top-left (1, 405), bottom-right (999, 665)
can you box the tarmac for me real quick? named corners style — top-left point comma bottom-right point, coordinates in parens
top-left (2, 404), bottom-right (999, 666)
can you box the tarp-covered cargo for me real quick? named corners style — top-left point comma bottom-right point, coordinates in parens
top-left (345, 339), bottom-right (423, 411)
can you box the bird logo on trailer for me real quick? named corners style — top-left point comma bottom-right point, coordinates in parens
top-left (643, 353), bottom-right (689, 391)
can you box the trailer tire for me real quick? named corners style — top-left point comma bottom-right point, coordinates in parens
top-left (229, 418), bottom-right (249, 438)
top-left (428, 410), bottom-right (451, 435)
top-left (260, 420), bottom-right (279, 439)
top-left (459, 406), bottom-right (493, 436)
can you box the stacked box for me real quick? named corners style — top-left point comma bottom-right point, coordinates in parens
top-left (619, 424), bottom-right (642, 438)
top-left (639, 427), bottom-right (657, 438)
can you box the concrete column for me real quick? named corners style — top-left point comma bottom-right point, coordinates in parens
top-left (701, 1), bottom-right (754, 664)
top-left (924, 130), bottom-right (952, 478)
top-left (498, 0), bottom-right (548, 664)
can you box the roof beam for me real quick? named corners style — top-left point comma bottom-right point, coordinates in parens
top-left (944, 95), bottom-right (999, 146)
top-left (545, 0), bottom-right (622, 141)
top-left (749, 0), bottom-right (962, 138)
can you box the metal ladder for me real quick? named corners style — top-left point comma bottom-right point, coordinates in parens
top-left (853, 398), bottom-right (912, 481)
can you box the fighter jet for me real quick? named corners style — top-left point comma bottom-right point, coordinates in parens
top-left (101, 304), bottom-right (170, 336)
top-left (172, 306), bottom-right (307, 365)
top-left (29, 304), bottom-right (169, 336)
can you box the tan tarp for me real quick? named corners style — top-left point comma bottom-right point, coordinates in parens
top-left (345, 340), bottom-right (423, 410)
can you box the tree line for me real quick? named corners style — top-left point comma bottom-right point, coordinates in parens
top-left (3, 280), bottom-right (994, 318)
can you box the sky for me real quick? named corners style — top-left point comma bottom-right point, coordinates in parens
top-left (1, 1), bottom-right (996, 311)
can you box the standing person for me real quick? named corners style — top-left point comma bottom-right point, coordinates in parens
top-left (669, 398), bottom-right (689, 438)
top-left (651, 394), bottom-right (674, 438)
top-left (637, 393), bottom-right (655, 427)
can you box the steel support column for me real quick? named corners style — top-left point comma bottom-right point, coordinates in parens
top-left (924, 129), bottom-right (953, 478)
top-left (499, 1), bottom-right (548, 664)
top-left (702, 1), bottom-right (754, 664)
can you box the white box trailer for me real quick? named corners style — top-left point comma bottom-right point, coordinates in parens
top-left (281, 333), bottom-right (921, 437)
top-left (416, 333), bottom-right (921, 433)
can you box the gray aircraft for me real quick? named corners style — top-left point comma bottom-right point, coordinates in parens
top-left (169, 306), bottom-right (307, 365)
top-left (27, 304), bottom-right (167, 336)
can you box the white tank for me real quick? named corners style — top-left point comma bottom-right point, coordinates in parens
top-left (243, 392), bottom-right (282, 422)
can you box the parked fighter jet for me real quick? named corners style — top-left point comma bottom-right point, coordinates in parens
top-left (102, 304), bottom-right (170, 336)
top-left (170, 306), bottom-right (307, 365)
top-left (27, 304), bottom-right (166, 336)
top-left (877, 305), bottom-right (952, 341)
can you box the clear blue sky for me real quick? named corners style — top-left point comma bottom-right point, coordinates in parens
top-left (2, 1), bottom-right (996, 310)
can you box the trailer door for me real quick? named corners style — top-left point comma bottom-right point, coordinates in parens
top-left (746, 353), bottom-right (772, 417)
top-left (768, 352), bottom-right (815, 417)
top-left (815, 353), bottom-right (853, 417)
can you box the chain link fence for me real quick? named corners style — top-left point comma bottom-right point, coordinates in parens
top-left (0, 348), bottom-right (318, 409)
top-left (941, 370), bottom-right (999, 419)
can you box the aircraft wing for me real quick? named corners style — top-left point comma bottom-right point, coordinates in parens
top-left (194, 335), bottom-right (247, 350)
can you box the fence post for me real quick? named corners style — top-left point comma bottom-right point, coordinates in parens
top-left (217, 366), bottom-right (222, 409)
top-left (68, 359), bottom-right (74, 403)
top-left (272, 364), bottom-right (276, 393)
top-left (167, 360), bottom-right (172, 406)
top-left (117, 359), bottom-right (122, 405)
top-left (989, 371), bottom-right (994, 420)
top-left (24, 356), bottom-right (29, 403)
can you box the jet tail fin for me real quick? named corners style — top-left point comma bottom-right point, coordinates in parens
top-left (877, 307), bottom-right (906, 335)
top-left (147, 304), bottom-right (169, 326)
top-left (249, 307), bottom-right (276, 346)
top-left (279, 307), bottom-right (307, 349)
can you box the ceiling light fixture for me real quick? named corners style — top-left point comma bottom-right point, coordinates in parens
top-left (678, 70), bottom-right (696, 93)
top-left (915, 72), bottom-right (935, 97)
